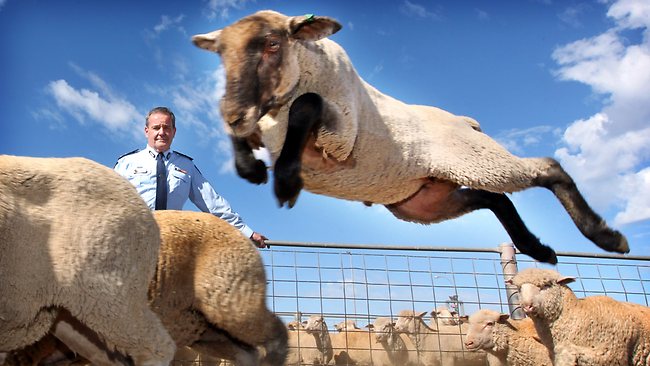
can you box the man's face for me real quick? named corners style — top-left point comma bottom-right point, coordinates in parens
top-left (145, 112), bottom-right (176, 152)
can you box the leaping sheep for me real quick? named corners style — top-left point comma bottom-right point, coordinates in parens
top-left (191, 10), bottom-right (628, 264)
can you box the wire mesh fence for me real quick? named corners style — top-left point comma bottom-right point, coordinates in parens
top-left (261, 241), bottom-right (649, 325)
top-left (177, 241), bottom-right (650, 365)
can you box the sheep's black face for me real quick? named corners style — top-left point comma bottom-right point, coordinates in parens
top-left (194, 11), bottom-right (300, 137)
top-left (193, 10), bottom-right (342, 137)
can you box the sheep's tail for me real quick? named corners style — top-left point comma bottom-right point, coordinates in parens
top-left (260, 314), bottom-right (288, 366)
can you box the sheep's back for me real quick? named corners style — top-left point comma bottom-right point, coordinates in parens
top-left (0, 155), bottom-right (159, 349)
top-left (152, 210), bottom-right (271, 345)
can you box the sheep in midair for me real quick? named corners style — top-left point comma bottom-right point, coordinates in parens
top-left (150, 210), bottom-right (288, 366)
top-left (509, 268), bottom-right (650, 365)
top-left (464, 309), bottom-right (552, 366)
top-left (0, 155), bottom-right (175, 366)
top-left (191, 10), bottom-right (629, 264)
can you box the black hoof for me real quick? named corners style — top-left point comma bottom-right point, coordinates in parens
top-left (517, 242), bottom-right (558, 265)
top-left (237, 159), bottom-right (268, 185)
top-left (274, 175), bottom-right (303, 208)
top-left (592, 228), bottom-right (629, 254)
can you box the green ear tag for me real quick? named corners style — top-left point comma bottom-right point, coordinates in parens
top-left (304, 14), bottom-right (315, 23)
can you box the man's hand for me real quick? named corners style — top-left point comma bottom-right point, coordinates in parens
top-left (250, 232), bottom-right (268, 248)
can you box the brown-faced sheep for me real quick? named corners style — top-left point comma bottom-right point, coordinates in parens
top-left (464, 309), bottom-right (552, 366)
top-left (150, 210), bottom-right (288, 366)
top-left (510, 268), bottom-right (650, 365)
top-left (191, 10), bottom-right (629, 264)
top-left (0, 155), bottom-right (175, 366)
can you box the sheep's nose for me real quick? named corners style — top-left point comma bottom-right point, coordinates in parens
top-left (522, 304), bottom-right (535, 313)
top-left (464, 340), bottom-right (474, 348)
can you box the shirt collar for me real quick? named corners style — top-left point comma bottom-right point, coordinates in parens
top-left (145, 145), bottom-right (171, 160)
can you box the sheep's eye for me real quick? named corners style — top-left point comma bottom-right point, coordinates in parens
top-left (486, 321), bottom-right (494, 326)
top-left (266, 38), bottom-right (280, 52)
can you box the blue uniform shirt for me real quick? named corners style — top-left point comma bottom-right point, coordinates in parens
top-left (114, 146), bottom-right (254, 238)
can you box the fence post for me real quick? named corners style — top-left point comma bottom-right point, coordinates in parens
top-left (498, 242), bottom-right (525, 319)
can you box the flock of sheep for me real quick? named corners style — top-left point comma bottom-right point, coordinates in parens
top-left (2, 8), bottom-right (649, 366)
top-left (275, 267), bottom-right (650, 366)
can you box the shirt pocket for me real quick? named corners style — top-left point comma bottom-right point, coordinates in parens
top-left (169, 168), bottom-right (190, 191)
top-left (127, 167), bottom-right (153, 187)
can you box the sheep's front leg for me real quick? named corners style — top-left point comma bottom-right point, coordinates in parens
top-left (274, 93), bottom-right (324, 208)
top-left (231, 136), bottom-right (268, 184)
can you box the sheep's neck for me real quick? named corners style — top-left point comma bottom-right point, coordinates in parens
top-left (491, 324), bottom-right (511, 355)
top-left (312, 323), bottom-right (332, 363)
top-left (534, 285), bottom-right (577, 350)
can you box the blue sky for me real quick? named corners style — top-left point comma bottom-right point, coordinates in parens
top-left (2, 0), bottom-right (649, 258)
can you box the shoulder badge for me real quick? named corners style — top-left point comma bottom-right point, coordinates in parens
top-left (173, 150), bottom-right (194, 160)
top-left (116, 149), bottom-right (139, 161)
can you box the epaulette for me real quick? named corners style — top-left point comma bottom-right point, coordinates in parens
top-left (116, 149), bottom-right (139, 161)
top-left (173, 150), bottom-right (194, 160)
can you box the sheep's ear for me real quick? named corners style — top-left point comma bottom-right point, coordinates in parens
top-left (498, 314), bottom-right (510, 323)
top-left (288, 14), bottom-right (342, 41)
top-left (417, 311), bottom-right (428, 319)
top-left (192, 30), bottom-right (222, 52)
top-left (366, 324), bottom-right (374, 330)
top-left (557, 276), bottom-right (576, 285)
top-left (458, 315), bottom-right (469, 323)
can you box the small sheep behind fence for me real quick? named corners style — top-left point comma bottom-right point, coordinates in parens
top-left (177, 241), bottom-right (649, 365)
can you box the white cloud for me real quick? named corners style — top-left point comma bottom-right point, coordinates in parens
top-left (48, 79), bottom-right (139, 131)
top-left (558, 3), bottom-right (591, 28)
top-left (552, 0), bottom-right (650, 225)
top-left (46, 70), bottom-right (142, 137)
top-left (400, 1), bottom-right (441, 20)
top-left (494, 125), bottom-right (557, 155)
top-left (144, 14), bottom-right (187, 41)
top-left (204, 0), bottom-right (250, 20)
top-left (475, 8), bottom-right (489, 21)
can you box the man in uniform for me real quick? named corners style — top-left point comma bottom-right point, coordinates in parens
top-left (114, 106), bottom-right (267, 248)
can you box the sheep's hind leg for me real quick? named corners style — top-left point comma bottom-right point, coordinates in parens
top-left (51, 310), bottom-right (131, 366)
top-left (530, 158), bottom-right (628, 254)
top-left (452, 189), bottom-right (558, 264)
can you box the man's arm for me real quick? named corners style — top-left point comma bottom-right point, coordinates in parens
top-left (188, 163), bottom-right (267, 247)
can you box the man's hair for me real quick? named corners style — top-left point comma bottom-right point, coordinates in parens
top-left (145, 106), bottom-right (176, 128)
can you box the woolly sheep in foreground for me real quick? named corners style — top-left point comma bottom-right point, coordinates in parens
top-left (0, 155), bottom-right (175, 366)
top-left (191, 10), bottom-right (628, 264)
top-left (510, 268), bottom-right (650, 365)
top-left (150, 210), bottom-right (288, 366)
top-left (464, 309), bottom-right (551, 366)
